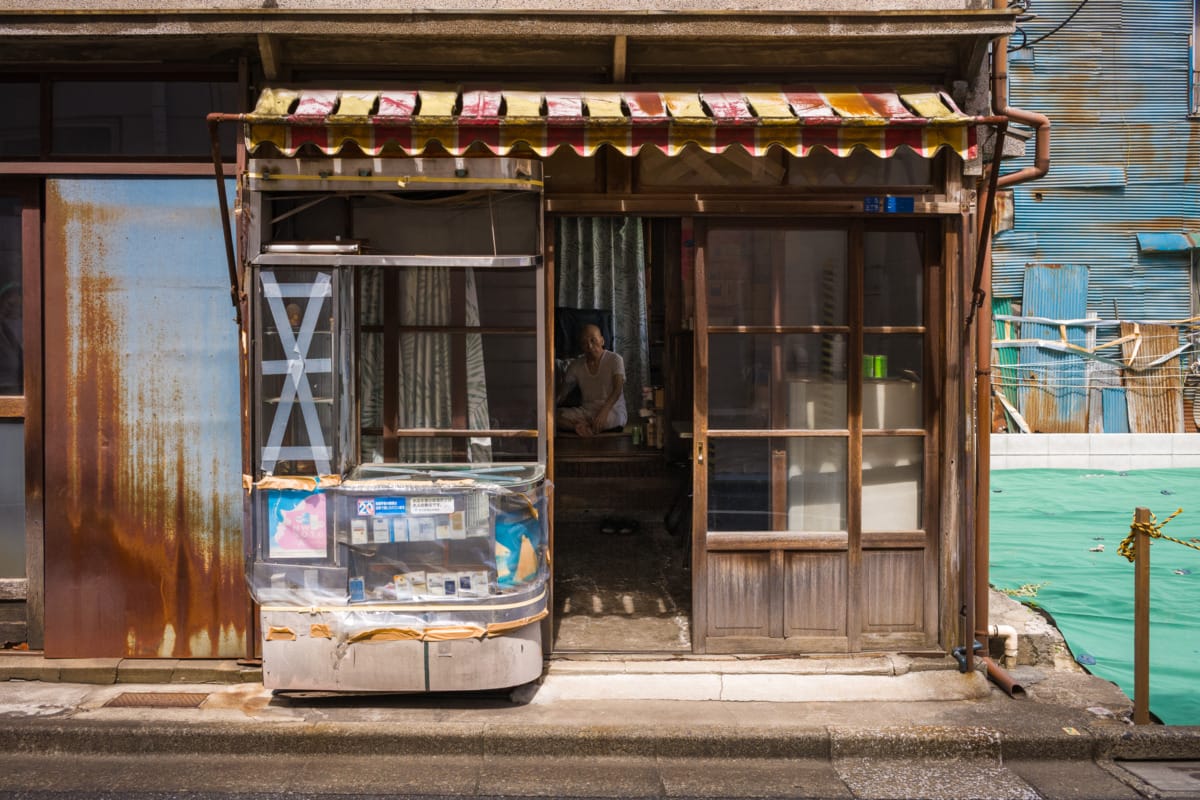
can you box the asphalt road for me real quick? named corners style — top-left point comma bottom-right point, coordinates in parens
top-left (0, 751), bottom-right (1152, 800)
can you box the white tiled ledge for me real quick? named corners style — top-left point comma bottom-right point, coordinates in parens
top-left (991, 434), bottom-right (1200, 471)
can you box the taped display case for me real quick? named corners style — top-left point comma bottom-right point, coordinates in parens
top-left (244, 157), bottom-right (549, 692)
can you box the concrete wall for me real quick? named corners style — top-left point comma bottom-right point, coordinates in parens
top-left (991, 434), bottom-right (1200, 471)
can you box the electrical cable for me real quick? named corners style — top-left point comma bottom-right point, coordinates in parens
top-left (1009, 0), bottom-right (1090, 53)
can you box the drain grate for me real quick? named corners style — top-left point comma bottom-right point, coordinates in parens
top-left (104, 691), bottom-right (209, 708)
top-left (1118, 761), bottom-right (1200, 799)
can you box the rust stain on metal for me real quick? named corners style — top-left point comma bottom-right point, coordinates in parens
top-left (43, 181), bottom-right (247, 659)
top-left (1018, 264), bottom-right (1088, 433)
top-left (1121, 322), bottom-right (1184, 434)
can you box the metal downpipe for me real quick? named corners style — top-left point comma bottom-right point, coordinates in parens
top-left (207, 113), bottom-right (243, 327)
top-left (992, 2), bottom-right (1052, 190)
top-left (971, 0), bottom-right (1052, 693)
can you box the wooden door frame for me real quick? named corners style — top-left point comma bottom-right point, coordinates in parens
top-left (691, 217), bottom-right (944, 655)
top-left (0, 179), bottom-right (44, 649)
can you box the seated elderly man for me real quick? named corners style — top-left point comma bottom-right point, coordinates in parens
top-left (557, 323), bottom-right (627, 437)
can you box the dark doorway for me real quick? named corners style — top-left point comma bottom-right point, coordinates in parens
top-left (551, 218), bottom-right (692, 652)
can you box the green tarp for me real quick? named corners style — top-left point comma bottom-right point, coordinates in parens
top-left (991, 469), bottom-right (1200, 725)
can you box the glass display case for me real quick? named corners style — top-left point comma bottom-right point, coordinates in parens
top-left (243, 158), bottom-right (548, 692)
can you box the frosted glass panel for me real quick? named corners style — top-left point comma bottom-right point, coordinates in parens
top-left (786, 379), bottom-right (848, 431)
top-left (709, 334), bottom-right (847, 430)
top-left (862, 437), bottom-right (923, 531)
top-left (707, 437), bottom-right (847, 533)
top-left (864, 231), bottom-right (923, 327)
top-left (786, 438), bottom-right (848, 532)
top-left (706, 228), bottom-right (846, 326)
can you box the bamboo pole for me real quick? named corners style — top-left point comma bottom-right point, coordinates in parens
top-left (1134, 506), bottom-right (1151, 725)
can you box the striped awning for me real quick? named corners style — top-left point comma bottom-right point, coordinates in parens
top-left (244, 86), bottom-right (986, 161)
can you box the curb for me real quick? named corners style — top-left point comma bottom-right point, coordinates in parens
top-left (2, 716), bottom-right (1198, 762)
top-left (0, 719), bottom-right (831, 759)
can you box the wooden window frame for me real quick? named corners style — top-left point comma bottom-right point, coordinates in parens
top-left (0, 180), bottom-right (43, 648)
top-left (0, 71), bottom-right (241, 165)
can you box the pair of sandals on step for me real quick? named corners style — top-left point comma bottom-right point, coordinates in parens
top-left (599, 517), bottom-right (640, 536)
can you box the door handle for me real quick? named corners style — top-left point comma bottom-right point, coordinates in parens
top-left (696, 441), bottom-right (704, 465)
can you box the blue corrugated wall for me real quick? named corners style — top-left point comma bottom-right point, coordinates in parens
top-left (993, 0), bottom-right (1197, 323)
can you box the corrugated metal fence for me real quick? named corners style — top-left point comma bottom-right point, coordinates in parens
top-left (991, 0), bottom-right (1198, 432)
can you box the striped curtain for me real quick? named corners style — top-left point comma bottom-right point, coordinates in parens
top-left (555, 217), bottom-right (649, 419)
top-left (360, 267), bottom-right (492, 463)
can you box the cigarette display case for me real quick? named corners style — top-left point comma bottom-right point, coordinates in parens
top-left (243, 158), bottom-right (549, 691)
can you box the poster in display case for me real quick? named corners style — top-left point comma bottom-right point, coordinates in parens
top-left (266, 489), bottom-right (330, 560)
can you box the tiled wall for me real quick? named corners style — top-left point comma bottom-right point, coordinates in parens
top-left (991, 434), bottom-right (1200, 471)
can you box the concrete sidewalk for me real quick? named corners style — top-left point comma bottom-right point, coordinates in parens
top-left (0, 651), bottom-right (1198, 799)
top-left (2, 589), bottom-right (1197, 799)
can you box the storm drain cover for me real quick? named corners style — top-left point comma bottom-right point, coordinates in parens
top-left (1117, 761), bottom-right (1200, 799)
top-left (104, 692), bottom-right (209, 708)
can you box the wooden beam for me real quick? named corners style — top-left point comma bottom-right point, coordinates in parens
top-left (20, 178), bottom-right (43, 651)
top-left (0, 579), bottom-right (27, 601)
top-left (258, 33), bottom-right (281, 81)
top-left (0, 397), bottom-right (24, 418)
top-left (546, 194), bottom-right (961, 217)
top-left (0, 163), bottom-right (236, 176)
top-left (1134, 506), bottom-right (1151, 725)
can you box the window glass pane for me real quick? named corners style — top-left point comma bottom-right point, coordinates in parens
top-left (706, 228), bottom-right (846, 326)
top-left (359, 267), bottom-right (383, 327)
top-left (709, 333), bottom-right (847, 430)
top-left (352, 193), bottom-right (539, 256)
top-left (358, 264), bottom-right (540, 466)
top-left (862, 436), bottom-right (923, 530)
top-left (360, 434), bottom-right (383, 464)
top-left (52, 81), bottom-right (238, 157)
top-left (360, 266), bottom-right (538, 328)
top-left (709, 438), bottom-right (773, 532)
top-left (258, 269), bottom-right (335, 476)
top-left (708, 437), bottom-right (846, 533)
top-left (365, 435), bottom-right (536, 465)
top-left (786, 437), bottom-right (848, 532)
top-left (786, 149), bottom-right (934, 188)
top-left (863, 334), bottom-right (924, 429)
top-left (390, 333), bottom-right (537, 432)
top-left (864, 231), bottom-right (923, 327)
top-left (0, 197), bottom-right (23, 396)
top-left (0, 83), bottom-right (39, 157)
top-left (360, 331), bottom-right (384, 430)
top-left (0, 420), bottom-right (25, 578)
top-left (475, 268), bottom-right (538, 329)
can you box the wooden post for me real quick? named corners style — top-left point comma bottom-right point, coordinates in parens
top-left (1134, 506), bottom-right (1151, 725)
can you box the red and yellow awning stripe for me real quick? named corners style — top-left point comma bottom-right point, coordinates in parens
top-left (245, 86), bottom-right (982, 160)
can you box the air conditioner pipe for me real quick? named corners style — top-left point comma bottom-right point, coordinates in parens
top-left (968, 0), bottom-right (1052, 695)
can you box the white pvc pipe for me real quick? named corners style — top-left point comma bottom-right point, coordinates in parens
top-left (989, 624), bottom-right (1019, 669)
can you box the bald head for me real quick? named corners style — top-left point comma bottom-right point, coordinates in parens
top-left (580, 324), bottom-right (605, 359)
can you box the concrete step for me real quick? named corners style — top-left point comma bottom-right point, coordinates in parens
top-left (534, 655), bottom-right (990, 704)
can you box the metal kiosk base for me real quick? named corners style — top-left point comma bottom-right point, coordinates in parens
top-left (261, 610), bottom-right (544, 693)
